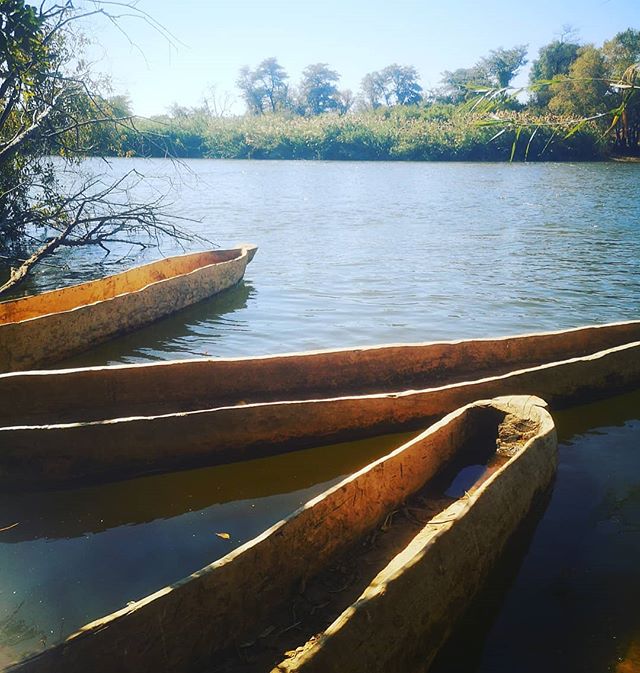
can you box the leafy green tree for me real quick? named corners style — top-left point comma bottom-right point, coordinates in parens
top-left (360, 71), bottom-right (387, 109)
top-left (237, 57), bottom-right (290, 114)
top-left (479, 45), bottom-right (528, 89)
top-left (0, 1), bottom-right (197, 296)
top-left (548, 45), bottom-right (609, 118)
top-left (437, 46), bottom-right (526, 104)
top-left (299, 63), bottom-right (341, 115)
top-left (336, 89), bottom-right (355, 115)
top-left (437, 66), bottom-right (489, 104)
top-left (529, 39), bottom-right (581, 107)
top-left (602, 29), bottom-right (640, 79)
top-left (382, 64), bottom-right (423, 105)
top-left (360, 64), bottom-right (422, 108)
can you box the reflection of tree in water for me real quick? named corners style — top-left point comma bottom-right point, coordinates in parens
top-left (0, 601), bottom-right (45, 653)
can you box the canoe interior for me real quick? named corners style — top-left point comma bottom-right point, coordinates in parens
top-left (1, 320), bottom-right (639, 426)
top-left (274, 402), bottom-right (555, 673)
top-left (0, 249), bottom-right (243, 326)
top-left (8, 396), bottom-right (556, 673)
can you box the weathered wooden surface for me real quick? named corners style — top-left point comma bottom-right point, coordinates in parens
top-left (1, 320), bottom-right (639, 425)
top-left (0, 245), bottom-right (257, 372)
top-left (6, 396), bottom-right (556, 673)
top-left (275, 396), bottom-right (557, 673)
top-left (0, 338), bottom-right (637, 487)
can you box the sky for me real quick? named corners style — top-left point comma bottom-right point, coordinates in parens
top-left (81, 0), bottom-right (638, 116)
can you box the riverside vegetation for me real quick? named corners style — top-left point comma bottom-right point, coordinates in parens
top-left (120, 107), bottom-right (605, 162)
top-left (109, 29), bottom-right (639, 162)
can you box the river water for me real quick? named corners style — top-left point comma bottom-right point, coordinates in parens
top-left (1, 159), bottom-right (639, 671)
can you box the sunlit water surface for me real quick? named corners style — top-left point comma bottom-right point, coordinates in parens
top-left (1, 160), bottom-right (639, 670)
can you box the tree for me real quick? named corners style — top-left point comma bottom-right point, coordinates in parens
top-left (360, 70), bottom-right (387, 109)
top-left (529, 39), bottom-right (581, 107)
top-left (382, 64), bottom-right (423, 105)
top-left (336, 89), bottom-right (354, 115)
top-left (436, 67), bottom-right (490, 104)
top-left (236, 57), bottom-right (290, 114)
top-left (548, 45), bottom-right (609, 118)
top-left (0, 1), bottom-right (200, 297)
top-left (602, 28), bottom-right (640, 79)
top-left (479, 45), bottom-right (528, 89)
top-left (299, 63), bottom-right (341, 115)
top-left (436, 46), bottom-right (526, 104)
top-left (360, 64), bottom-right (422, 108)
top-left (546, 31), bottom-right (640, 153)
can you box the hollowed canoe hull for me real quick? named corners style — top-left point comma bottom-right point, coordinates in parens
top-left (0, 245), bottom-right (257, 372)
top-left (0, 331), bottom-right (637, 488)
top-left (1, 320), bottom-right (639, 427)
top-left (6, 395), bottom-right (557, 673)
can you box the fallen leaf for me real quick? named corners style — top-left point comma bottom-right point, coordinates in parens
top-left (216, 532), bottom-right (231, 540)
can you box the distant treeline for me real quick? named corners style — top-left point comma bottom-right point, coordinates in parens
top-left (100, 28), bottom-right (639, 161)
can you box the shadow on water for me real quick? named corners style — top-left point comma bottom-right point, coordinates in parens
top-left (55, 280), bottom-right (255, 368)
top-left (552, 387), bottom-right (640, 441)
top-left (0, 429), bottom-right (416, 543)
top-left (428, 388), bottom-right (640, 673)
top-left (0, 429), bottom-right (415, 664)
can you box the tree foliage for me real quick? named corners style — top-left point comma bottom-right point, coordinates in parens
top-left (479, 45), bottom-right (528, 89)
top-left (529, 39), bottom-right (580, 107)
top-left (437, 46), bottom-right (527, 104)
top-left (298, 63), bottom-right (341, 115)
top-left (547, 46), bottom-right (609, 117)
top-left (236, 57), bottom-right (290, 115)
top-left (438, 66), bottom-right (489, 104)
top-left (360, 64), bottom-right (422, 108)
top-left (0, 1), bottom-right (200, 297)
top-left (542, 31), bottom-right (640, 153)
top-left (602, 29), bottom-right (640, 152)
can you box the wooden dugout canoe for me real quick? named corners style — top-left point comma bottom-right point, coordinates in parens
top-left (0, 245), bottom-right (257, 373)
top-left (2, 319), bottom-right (639, 427)
top-left (0, 321), bottom-right (638, 488)
top-left (6, 395), bottom-right (557, 673)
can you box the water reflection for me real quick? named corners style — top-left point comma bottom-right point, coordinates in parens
top-left (426, 487), bottom-right (553, 673)
top-left (0, 430), bottom-right (413, 664)
top-left (57, 280), bottom-right (255, 368)
top-left (553, 388), bottom-right (640, 441)
top-left (0, 430), bottom-right (414, 543)
top-left (3, 391), bottom-right (640, 670)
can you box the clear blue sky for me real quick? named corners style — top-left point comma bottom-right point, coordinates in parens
top-left (83, 0), bottom-right (638, 116)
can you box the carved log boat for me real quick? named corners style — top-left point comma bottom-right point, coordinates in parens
top-left (6, 395), bottom-right (557, 673)
top-left (0, 245), bottom-right (257, 373)
top-left (0, 321), bottom-right (637, 488)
